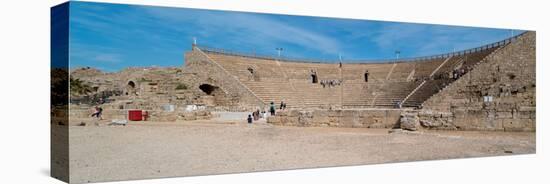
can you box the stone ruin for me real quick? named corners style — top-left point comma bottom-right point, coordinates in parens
top-left (69, 67), bottom-right (216, 122)
top-left (68, 31), bottom-right (535, 131)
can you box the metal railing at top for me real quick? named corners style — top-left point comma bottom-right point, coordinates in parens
top-left (195, 31), bottom-right (526, 64)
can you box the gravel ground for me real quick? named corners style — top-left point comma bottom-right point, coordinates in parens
top-left (65, 120), bottom-right (535, 183)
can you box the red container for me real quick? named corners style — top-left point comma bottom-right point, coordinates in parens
top-left (128, 110), bottom-right (143, 121)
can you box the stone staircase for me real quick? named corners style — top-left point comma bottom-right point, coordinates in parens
top-left (203, 45), bottom-right (507, 109)
top-left (401, 45), bottom-right (505, 107)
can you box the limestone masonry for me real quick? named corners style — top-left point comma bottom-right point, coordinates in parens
top-left (69, 31), bottom-right (535, 131)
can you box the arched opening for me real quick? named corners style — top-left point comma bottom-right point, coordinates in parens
top-left (199, 84), bottom-right (228, 106)
top-left (364, 70), bottom-right (369, 82)
top-left (199, 84), bottom-right (219, 95)
top-left (126, 81), bottom-right (137, 96)
top-left (247, 67), bottom-right (260, 81)
top-left (127, 81), bottom-right (136, 89)
top-left (310, 70), bottom-right (318, 84)
top-left (311, 74), bottom-right (318, 83)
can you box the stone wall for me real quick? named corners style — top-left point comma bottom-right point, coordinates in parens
top-left (184, 48), bottom-right (266, 110)
top-left (267, 109), bottom-right (403, 128)
top-left (68, 106), bottom-right (212, 123)
top-left (146, 110), bottom-right (212, 122)
top-left (419, 31), bottom-right (536, 131)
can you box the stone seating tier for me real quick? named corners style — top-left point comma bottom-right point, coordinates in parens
top-left (204, 47), bottom-right (497, 108)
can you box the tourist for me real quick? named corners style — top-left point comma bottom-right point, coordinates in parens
top-left (259, 110), bottom-right (264, 118)
top-left (255, 109), bottom-right (260, 120)
top-left (97, 106), bottom-right (103, 120)
top-left (395, 101), bottom-right (402, 109)
top-left (262, 110), bottom-right (267, 119)
top-left (280, 101), bottom-right (284, 110)
top-left (452, 69), bottom-right (458, 79)
top-left (252, 111), bottom-right (257, 121)
top-left (91, 106), bottom-right (99, 118)
top-left (91, 106), bottom-right (103, 120)
top-left (270, 102), bottom-right (276, 115)
top-left (247, 114), bottom-right (253, 124)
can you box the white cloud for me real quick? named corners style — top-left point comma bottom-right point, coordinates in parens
top-left (142, 8), bottom-right (343, 56)
top-left (93, 53), bottom-right (122, 63)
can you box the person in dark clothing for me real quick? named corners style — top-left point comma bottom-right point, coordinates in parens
top-left (247, 114), bottom-right (253, 124)
top-left (91, 106), bottom-right (103, 120)
top-left (252, 111), bottom-right (257, 121)
top-left (270, 102), bottom-right (276, 116)
top-left (254, 109), bottom-right (260, 120)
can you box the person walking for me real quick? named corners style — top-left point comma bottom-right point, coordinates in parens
top-left (91, 106), bottom-right (103, 120)
top-left (247, 114), bottom-right (253, 124)
top-left (270, 102), bottom-right (276, 116)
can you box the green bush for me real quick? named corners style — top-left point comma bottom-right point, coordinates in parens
top-left (139, 77), bottom-right (152, 82)
top-left (175, 83), bottom-right (188, 90)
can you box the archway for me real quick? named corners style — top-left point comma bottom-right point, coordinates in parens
top-left (199, 84), bottom-right (219, 95)
top-left (126, 81), bottom-right (136, 96)
top-left (198, 84), bottom-right (229, 106)
top-left (311, 73), bottom-right (318, 83)
top-left (127, 81), bottom-right (136, 89)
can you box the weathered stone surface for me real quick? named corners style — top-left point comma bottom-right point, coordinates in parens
top-left (419, 32), bottom-right (535, 132)
top-left (267, 109), bottom-right (404, 128)
top-left (298, 111), bottom-right (313, 126)
top-left (68, 30), bottom-right (535, 132)
top-left (399, 113), bottom-right (419, 131)
top-left (267, 116), bottom-right (281, 125)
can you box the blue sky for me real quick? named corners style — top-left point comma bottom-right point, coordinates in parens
top-left (68, 1), bottom-right (522, 72)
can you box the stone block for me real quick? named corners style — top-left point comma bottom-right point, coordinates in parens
top-left (453, 109), bottom-right (466, 118)
top-left (312, 116), bottom-right (330, 125)
top-left (289, 110), bottom-right (301, 117)
top-left (267, 116), bottom-right (281, 125)
top-left (328, 110), bottom-right (342, 117)
top-left (496, 111), bottom-right (513, 119)
top-left (502, 119), bottom-right (535, 131)
top-left (518, 106), bottom-right (536, 112)
top-left (312, 110), bottom-right (328, 117)
top-left (284, 116), bottom-right (299, 126)
top-left (399, 114), bottom-right (419, 131)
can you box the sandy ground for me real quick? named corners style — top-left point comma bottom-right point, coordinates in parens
top-left (64, 118), bottom-right (535, 183)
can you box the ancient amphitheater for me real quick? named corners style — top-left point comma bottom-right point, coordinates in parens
top-left (58, 30), bottom-right (536, 183)
top-left (69, 31), bottom-right (535, 131)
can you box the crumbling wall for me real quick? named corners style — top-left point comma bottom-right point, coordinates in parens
top-left (185, 48), bottom-right (266, 109)
top-left (419, 31), bottom-right (536, 131)
top-left (147, 110), bottom-right (212, 122)
top-left (267, 109), bottom-right (403, 128)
